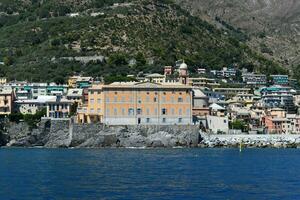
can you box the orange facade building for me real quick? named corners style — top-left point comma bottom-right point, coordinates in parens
top-left (77, 82), bottom-right (193, 125)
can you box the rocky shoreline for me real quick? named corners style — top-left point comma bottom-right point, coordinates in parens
top-left (199, 133), bottom-right (300, 148)
top-left (1, 119), bottom-right (300, 148)
top-left (2, 119), bottom-right (200, 148)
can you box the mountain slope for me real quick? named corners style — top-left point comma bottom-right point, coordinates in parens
top-left (176, 0), bottom-right (300, 67)
top-left (0, 0), bottom-right (285, 82)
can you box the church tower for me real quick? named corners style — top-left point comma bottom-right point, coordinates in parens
top-left (179, 61), bottom-right (188, 85)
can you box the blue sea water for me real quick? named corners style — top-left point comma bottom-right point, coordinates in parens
top-left (0, 148), bottom-right (300, 200)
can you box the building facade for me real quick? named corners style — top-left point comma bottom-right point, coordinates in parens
top-left (46, 96), bottom-right (72, 119)
top-left (213, 88), bottom-right (251, 99)
top-left (0, 87), bottom-right (13, 115)
top-left (271, 75), bottom-right (289, 86)
top-left (242, 73), bottom-right (267, 86)
top-left (260, 86), bottom-right (296, 113)
top-left (77, 82), bottom-right (193, 125)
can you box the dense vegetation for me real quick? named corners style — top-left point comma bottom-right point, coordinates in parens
top-left (9, 108), bottom-right (47, 129)
top-left (0, 0), bottom-right (286, 83)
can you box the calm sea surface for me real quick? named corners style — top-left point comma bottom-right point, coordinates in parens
top-left (0, 148), bottom-right (300, 200)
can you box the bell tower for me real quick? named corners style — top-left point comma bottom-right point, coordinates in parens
top-left (179, 61), bottom-right (188, 85)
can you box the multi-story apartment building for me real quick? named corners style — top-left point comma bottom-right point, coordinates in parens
top-left (242, 73), bottom-right (267, 86)
top-left (188, 77), bottom-right (220, 88)
top-left (77, 82), bottom-right (193, 125)
top-left (15, 96), bottom-right (56, 115)
top-left (68, 76), bottom-right (93, 89)
top-left (271, 75), bottom-right (289, 86)
top-left (66, 88), bottom-right (84, 104)
top-left (46, 96), bottom-right (72, 119)
top-left (213, 88), bottom-right (251, 99)
top-left (260, 86), bottom-right (296, 113)
top-left (211, 67), bottom-right (236, 78)
top-left (0, 87), bottom-right (13, 115)
top-left (192, 89), bottom-right (209, 117)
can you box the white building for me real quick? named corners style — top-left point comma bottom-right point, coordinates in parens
top-left (206, 115), bottom-right (229, 134)
top-left (46, 96), bottom-right (72, 119)
top-left (15, 96), bottom-right (56, 115)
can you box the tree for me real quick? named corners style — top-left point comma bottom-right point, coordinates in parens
top-left (69, 102), bottom-right (78, 117)
top-left (53, 76), bottom-right (65, 85)
top-left (230, 120), bottom-right (248, 132)
top-left (135, 52), bottom-right (146, 67)
top-left (3, 56), bottom-right (13, 66)
top-left (108, 53), bottom-right (128, 66)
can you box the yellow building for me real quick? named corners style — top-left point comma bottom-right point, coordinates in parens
top-left (68, 76), bottom-right (80, 88)
top-left (77, 82), bottom-right (193, 125)
top-left (0, 87), bottom-right (13, 115)
top-left (0, 77), bottom-right (7, 85)
top-left (188, 77), bottom-right (220, 88)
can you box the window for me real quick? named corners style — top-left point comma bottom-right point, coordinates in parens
top-left (146, 96), bottom-right (150, 102)
top-left (155, 108), bottom-right (158, 115)
top-left (122, 108), bottom-right (125, 115)
top-left (106, 108), bottom-right (110, 115)
top-left (162, 108), bottom-right (167, 115)
top-left (162, 97), bottom-right (166, 103)
top-left (171, 108), bottom-right (175, 115)
top-left (97, 91), bottom-right (101, 94)
top-left (179, 108), bottom-right (182, 115)
top-left (138, 98), bottom-right (142, 104)
top-left (224, 120), bottom-right (227, 124)
top-left (146, 118), bottom-right (150, 123)
top-left (154, 97), bottom-right (157, 102)
top-left (186, 96), bottom-right (190, 102)
top-left (178, 97), bottom-right (183, 102)
top-left (97, 99), bottom-right (101, 104)
top-left (114, 108), bottom-right (117, 115)
top-left (121, 97), bottom-right (125, 102)
top-left (90, 99), bottom-right (94, 104)
top-left (162, 118), bottom-right (166, 123)
top-left (146, 108), bottom-right (150, 115)
top-left (178, 118), bottom-right (182, 123)
top-left (171, 97), bottom-right (174, 103)
top-left (97, 108), bottom-right (101, 113)
top-left (186, 109), bottom-right (190, 115)
top-left (106, 97), bottom-right (110, 102)
top-left (137, 108), bottom-right (142, 115)
top-left (90, 108), bottom-right (95, 113)
top-left (91, 91), bottom-right (94, 95)
top-left (128, 108), bottom-right (134, 115)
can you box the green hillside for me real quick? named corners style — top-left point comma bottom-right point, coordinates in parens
top-left (0, 0), bottom-right (286, 83)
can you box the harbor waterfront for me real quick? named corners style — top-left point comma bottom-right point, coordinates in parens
top-left (2, 119), bottom-right (300, 148)
top-left (1, 148), bottom-right (300, 199)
